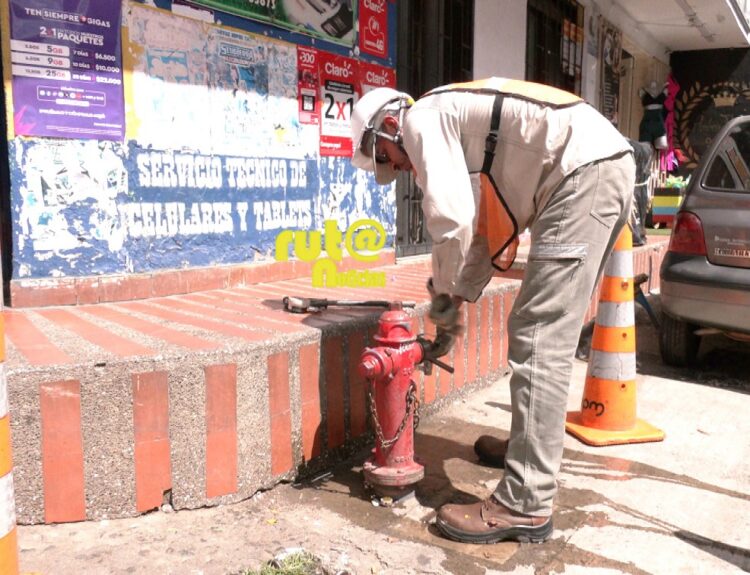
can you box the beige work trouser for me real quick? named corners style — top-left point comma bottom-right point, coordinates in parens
top-left (494, 152), bottom-right (635, 516)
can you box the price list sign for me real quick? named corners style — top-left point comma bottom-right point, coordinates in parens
top-left (9, 1), bottom-right (125, 140)
top-left (297, 46), bottom-right (320, 126)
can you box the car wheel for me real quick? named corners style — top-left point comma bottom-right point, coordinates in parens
top-left (659, 313), bottom-right (701, 367)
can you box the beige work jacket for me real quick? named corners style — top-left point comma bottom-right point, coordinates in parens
top-left (401, 79), bottom-right (632, 302)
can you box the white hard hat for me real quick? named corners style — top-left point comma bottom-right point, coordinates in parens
top-left (351, 87), bottom-right (413, 185)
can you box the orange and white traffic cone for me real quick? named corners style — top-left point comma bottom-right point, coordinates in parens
top-left (0, 318), bottom-right (18, 574)
top-left (565, 227), bottom-right (664, 446)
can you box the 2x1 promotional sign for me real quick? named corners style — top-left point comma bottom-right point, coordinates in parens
top-left (302, 51), bottom-right (395, 156)
top-left (319, 51), bottom-right (359, 157)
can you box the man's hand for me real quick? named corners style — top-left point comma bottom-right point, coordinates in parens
top-left (424, 278), bottom-right (464, 359)
top-left (427, 328), bottom-right (455, 358)
top-left (430, 294), bottom-right (460, 332)
top-left (427, 279), bottom-right (464, 337)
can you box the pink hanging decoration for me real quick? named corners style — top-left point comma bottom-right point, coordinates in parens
top-left (662, 73), bottom-right (680, 172)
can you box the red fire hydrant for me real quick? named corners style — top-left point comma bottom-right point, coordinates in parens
top-left (358, 302), bottom-right (434, 500)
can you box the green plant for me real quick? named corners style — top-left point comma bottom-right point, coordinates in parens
top-left (664, 174), bottom-right (688, 189)
top-left (237, 551), bottom-right (326, 575)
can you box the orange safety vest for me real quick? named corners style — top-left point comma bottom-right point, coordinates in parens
top-left (426, 79), bottom-right (583, 271)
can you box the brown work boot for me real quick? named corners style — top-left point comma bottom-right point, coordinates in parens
top-left (436, 496), bottom-right (553, 544)
top-left (473, 435), bottom-right (508, 467)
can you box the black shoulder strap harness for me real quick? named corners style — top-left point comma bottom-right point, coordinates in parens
top-left (482, 94), bottom-right (504, 174)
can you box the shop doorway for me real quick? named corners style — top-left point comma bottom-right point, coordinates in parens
top-left (394, 0), bottom-right (474, 257)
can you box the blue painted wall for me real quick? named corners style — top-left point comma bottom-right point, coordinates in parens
top-left (7, 0), bottom-right (397, 280)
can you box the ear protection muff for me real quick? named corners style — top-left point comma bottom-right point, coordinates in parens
top-left (367, 95), bottom-right (414, 148)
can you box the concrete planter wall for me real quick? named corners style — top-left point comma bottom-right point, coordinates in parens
top-left (6, 240), bottom-right (667, 524)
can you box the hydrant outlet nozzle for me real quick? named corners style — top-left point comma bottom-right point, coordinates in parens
top-left (359, 355), bottom-right (381, 378)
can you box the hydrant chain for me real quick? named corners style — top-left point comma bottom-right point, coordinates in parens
top-left (367, 380), bottom-right (420, 450)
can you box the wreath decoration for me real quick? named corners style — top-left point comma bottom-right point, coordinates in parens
top-left (675, 80), bottom-right (750, 169)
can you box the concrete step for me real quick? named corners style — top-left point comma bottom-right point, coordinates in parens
top-left (4, 238), bottom-right (668, 524)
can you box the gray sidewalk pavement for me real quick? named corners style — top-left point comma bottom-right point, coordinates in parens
top-left (17, 304), bottom-right (750, 575)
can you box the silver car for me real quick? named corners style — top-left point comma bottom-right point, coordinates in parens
top-left (659, 115), bottom-right (750, 366)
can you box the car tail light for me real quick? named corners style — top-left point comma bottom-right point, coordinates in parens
top-left (668, 212), bottom-right (707, 255)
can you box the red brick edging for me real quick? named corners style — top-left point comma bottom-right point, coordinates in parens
top-left (9, 252), bottom-right (397, 308)
top-left (6, 240), bottom-right (667, 524)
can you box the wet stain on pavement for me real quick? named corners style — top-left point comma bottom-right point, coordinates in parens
top-left (296, 410), bottom-right (750, 574)
top-left (562, 450), bottom-right (750, 503)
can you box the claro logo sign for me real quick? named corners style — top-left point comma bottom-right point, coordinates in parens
top-left (275, 220), bottom-right (387, 288)
top-left (363, 0), bottom-right (386, 13)
top-left (365, 69), bottom-right (389, 87)
top-left (324, 60), bottom-right (353, 80)
top-left (361, 2), bottom-right (386, 57)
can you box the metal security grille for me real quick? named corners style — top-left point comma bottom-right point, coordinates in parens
top-left (526, 0), bottom-right (584, 95)
top-left (395, 0), bottom-right (474, 257)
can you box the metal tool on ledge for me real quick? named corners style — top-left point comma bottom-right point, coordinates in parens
top-left (283, 296), bottom-right (416, 314)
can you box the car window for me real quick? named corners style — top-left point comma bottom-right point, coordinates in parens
top-left (703, 123), bottom-right (750, 192)
top-left (704, 156), bottom-right (737, 189)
